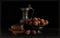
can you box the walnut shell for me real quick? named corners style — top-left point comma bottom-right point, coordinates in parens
top-left (25, 30), bottom-right (31, 35)
top-left (32, 30), bottom-right (36, 35)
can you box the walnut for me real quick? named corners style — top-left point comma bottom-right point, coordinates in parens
top-left (32, 30), bottom-right (36, 35)
top-left (25, 30), bottom-right (31, 35)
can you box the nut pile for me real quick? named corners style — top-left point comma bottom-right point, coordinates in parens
top-left (9, 17), bottom-right (49, 35)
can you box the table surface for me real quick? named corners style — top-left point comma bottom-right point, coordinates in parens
top-left (1, 28), bottom-right (58, 38)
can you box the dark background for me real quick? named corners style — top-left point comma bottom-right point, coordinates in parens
top-left (1, 1), bottom-right (58, 37)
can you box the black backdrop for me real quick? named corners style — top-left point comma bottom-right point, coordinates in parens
top-left (1, 1), bottom-right (58, 36)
